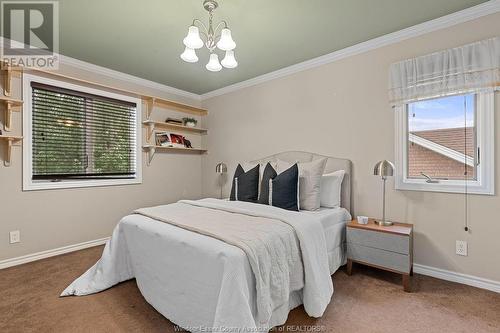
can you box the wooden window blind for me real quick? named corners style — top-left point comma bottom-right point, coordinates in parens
top-left (31, 82), bottom-right (137, 180)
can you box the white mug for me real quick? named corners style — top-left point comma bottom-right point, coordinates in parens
top-left (357, 216), bottom-right (369, 224)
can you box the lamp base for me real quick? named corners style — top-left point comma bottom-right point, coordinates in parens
top-left (374, 220), bottom-right (393, 226)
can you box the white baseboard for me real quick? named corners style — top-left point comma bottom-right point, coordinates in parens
top-left (0, 237), bottom-right (110, 270)
top-left (414, 263), bottom-right (500, 293)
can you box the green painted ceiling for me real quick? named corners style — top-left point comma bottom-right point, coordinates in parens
top-left (56, 0), bottom-right (487, 94)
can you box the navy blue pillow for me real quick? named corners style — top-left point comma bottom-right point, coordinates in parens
top-left (229, 164), bottom-right (260, 202)
top-left (270, 164), bottom-right (299, 211)
top-left (259, 163), bottom-right (278, 204)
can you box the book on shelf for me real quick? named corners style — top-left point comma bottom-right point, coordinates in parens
top-left (165, 117), bottom-right (183, 125)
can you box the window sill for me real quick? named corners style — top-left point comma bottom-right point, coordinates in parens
top-left (23, 178), bottom-right (142, 191)
top-left (395, 179), bottom-right (494, 195)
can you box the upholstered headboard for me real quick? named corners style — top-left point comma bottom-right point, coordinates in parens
top-left (251, 151), bottom-right (352, 214)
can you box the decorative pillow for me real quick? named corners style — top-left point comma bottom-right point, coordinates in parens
top-left (276, 158), bottom-right (327, 211)
top-left (258, 162), bottom-right (278, 204)
top-left (320, 170), bottom-right (345, 208)
top-left (269, 164), bottom-right (299, 211)
top-left (229, 164), bottom-right (260, 202)
top-left (242, 161), bottom-right (277, 199)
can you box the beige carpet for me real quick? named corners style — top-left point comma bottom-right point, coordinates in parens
top-left (1, 245), bottom-right (499, 333)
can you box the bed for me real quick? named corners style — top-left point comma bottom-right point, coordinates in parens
top-left (62, 151), bottom-right (352, 332)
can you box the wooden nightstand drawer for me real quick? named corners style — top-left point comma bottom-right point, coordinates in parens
top-left (347, 227), bottom-right (409, 255)
top-left (347, 243), bottom-right (411, 273)
top-left (346, 219), bottom-right (413, 292)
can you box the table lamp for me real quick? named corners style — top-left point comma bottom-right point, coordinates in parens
top-left (373, 160), bottom-right (395, 226)
top-left (215, 162), bottom-right (227, 199)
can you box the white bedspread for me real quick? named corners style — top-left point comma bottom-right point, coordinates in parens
top-left (61, 199), bottom-right (334, 332)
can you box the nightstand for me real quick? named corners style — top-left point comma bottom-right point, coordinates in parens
top-left (346, 219), bottom-right (413, 292)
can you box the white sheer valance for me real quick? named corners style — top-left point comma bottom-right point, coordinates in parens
top-left (389, 37), bottom-right (499, 106)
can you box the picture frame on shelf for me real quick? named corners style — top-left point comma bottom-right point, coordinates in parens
top-left (155, 131), bottom-right (171, 147)
top-left (169, 133), bottom-right (185, 148)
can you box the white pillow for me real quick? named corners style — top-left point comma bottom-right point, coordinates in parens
top-left (276, 158), bottom-right (327, 211)
top-left (320, 170), bottom-right (345, 208)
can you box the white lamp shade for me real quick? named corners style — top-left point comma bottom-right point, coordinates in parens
top-left (206, 53), bottom-right (222, 72)
top-left (180, 47), bottom-right (198, 63)
top-left (221, 50), bottom-right (238, 68)
top-left (183, 25), bottom-right (204, 49)
top-left (216, 28), bottom-right (236, 51)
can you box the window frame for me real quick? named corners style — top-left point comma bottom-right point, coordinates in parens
top-left (23, 74), bottom-right (142, 191)
top-left (394, 91), bottom-right (494, 195)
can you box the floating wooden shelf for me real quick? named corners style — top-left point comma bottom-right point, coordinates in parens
top-left (0, 135), bottom-right (22, 167)
top-left (143, 120), bottom-right (207, 142)
top-left (0, 96), bottom-right (23, 131)
top-left (143, 144), bottom-right (207, 165)
top-left (1, 62), bottom-right (22, 97)
top-left (144, 97), bottom-right (208, 118)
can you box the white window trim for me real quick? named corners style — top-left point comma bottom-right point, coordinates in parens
top-left (395, 91), bottom-right (494, 195)
top-left (22, 73), bottom-right (142, 191)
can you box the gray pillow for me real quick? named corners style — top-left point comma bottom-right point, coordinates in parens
top-left (276, 158), bottom-right (327, 211)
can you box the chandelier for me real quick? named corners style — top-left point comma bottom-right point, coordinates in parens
top-left (180, 0), bottom-right (237, 72)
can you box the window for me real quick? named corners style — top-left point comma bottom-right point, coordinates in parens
top-left (395, 92), bottom-right (494, 195)
top-left (23, 74), bottom-right (142, 190)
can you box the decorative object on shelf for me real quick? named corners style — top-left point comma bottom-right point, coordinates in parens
top-left (155, 132), bottom-right (171, 147)
top-left (216, 162), bottom-right (227, 199)
top-left (183, 137), bottom-right (193, 148)
top-left (155, 132), bottom-right (186, 148)
top-left (183, 117), bottom-right (198, 127)
top-left (373, 160), bottom-right (395, 226)
top-left (165, 117), bottom-right (183, 125)
top-left (169, 133), bottom-right (185, 148)
top-left (180, 0), bottom-right (237, 72)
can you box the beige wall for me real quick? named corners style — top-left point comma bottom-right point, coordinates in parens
top-left (201, 13), bottom-right (500, 281)
top-left (0, 62), bottom-right (203, 261)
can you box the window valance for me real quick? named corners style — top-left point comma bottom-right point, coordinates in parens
top-left (389, 37), bottom-right (499, 106)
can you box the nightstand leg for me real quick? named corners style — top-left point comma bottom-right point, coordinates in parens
top-left (346, 259), bottom-right (353, 276)
top-left (403, 274), bottom-right (411, 292)
top-left (410, 265), bottom-right (414, 276)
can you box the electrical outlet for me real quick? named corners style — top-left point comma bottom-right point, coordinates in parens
top-left (9, 230), bottom-right (20, 244)
top-left (456, 240), bottom-right (467, 256)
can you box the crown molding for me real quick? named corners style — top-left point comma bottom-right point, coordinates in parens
top-left (58, 55), bottom-right (201, 101)
top-left (0, 37), bottom-right (201, 102)
top-left (200, 0), bottom-right (500, 100)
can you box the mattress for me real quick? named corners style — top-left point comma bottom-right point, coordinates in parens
top-left (300, 207), bottom-right (351, 251)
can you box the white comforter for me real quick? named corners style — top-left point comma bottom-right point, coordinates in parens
top-left (61, 199), bottom-right (334, 331)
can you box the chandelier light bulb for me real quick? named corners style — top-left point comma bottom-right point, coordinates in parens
top-left (180, 47), bottom-right (198, 63)
top-left (206, 53), bottom-right (222, 72)
top-left (221, 50), bottom-right (238, 68)
top-left (183, 25), bottom-right (204, 49)
top-left (216, 28), bottom-right (236, 51)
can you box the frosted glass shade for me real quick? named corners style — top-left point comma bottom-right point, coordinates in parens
top-left (206, 53), bottom-right (222, 72)
top-left (216, 28), bottom-right (236, 51)
top-left (183, 25), bottom-right (204, 49)
top-left (180, 47), bottom-right (198, 63)
top-left (221, 50), bottom-right (238, 68)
